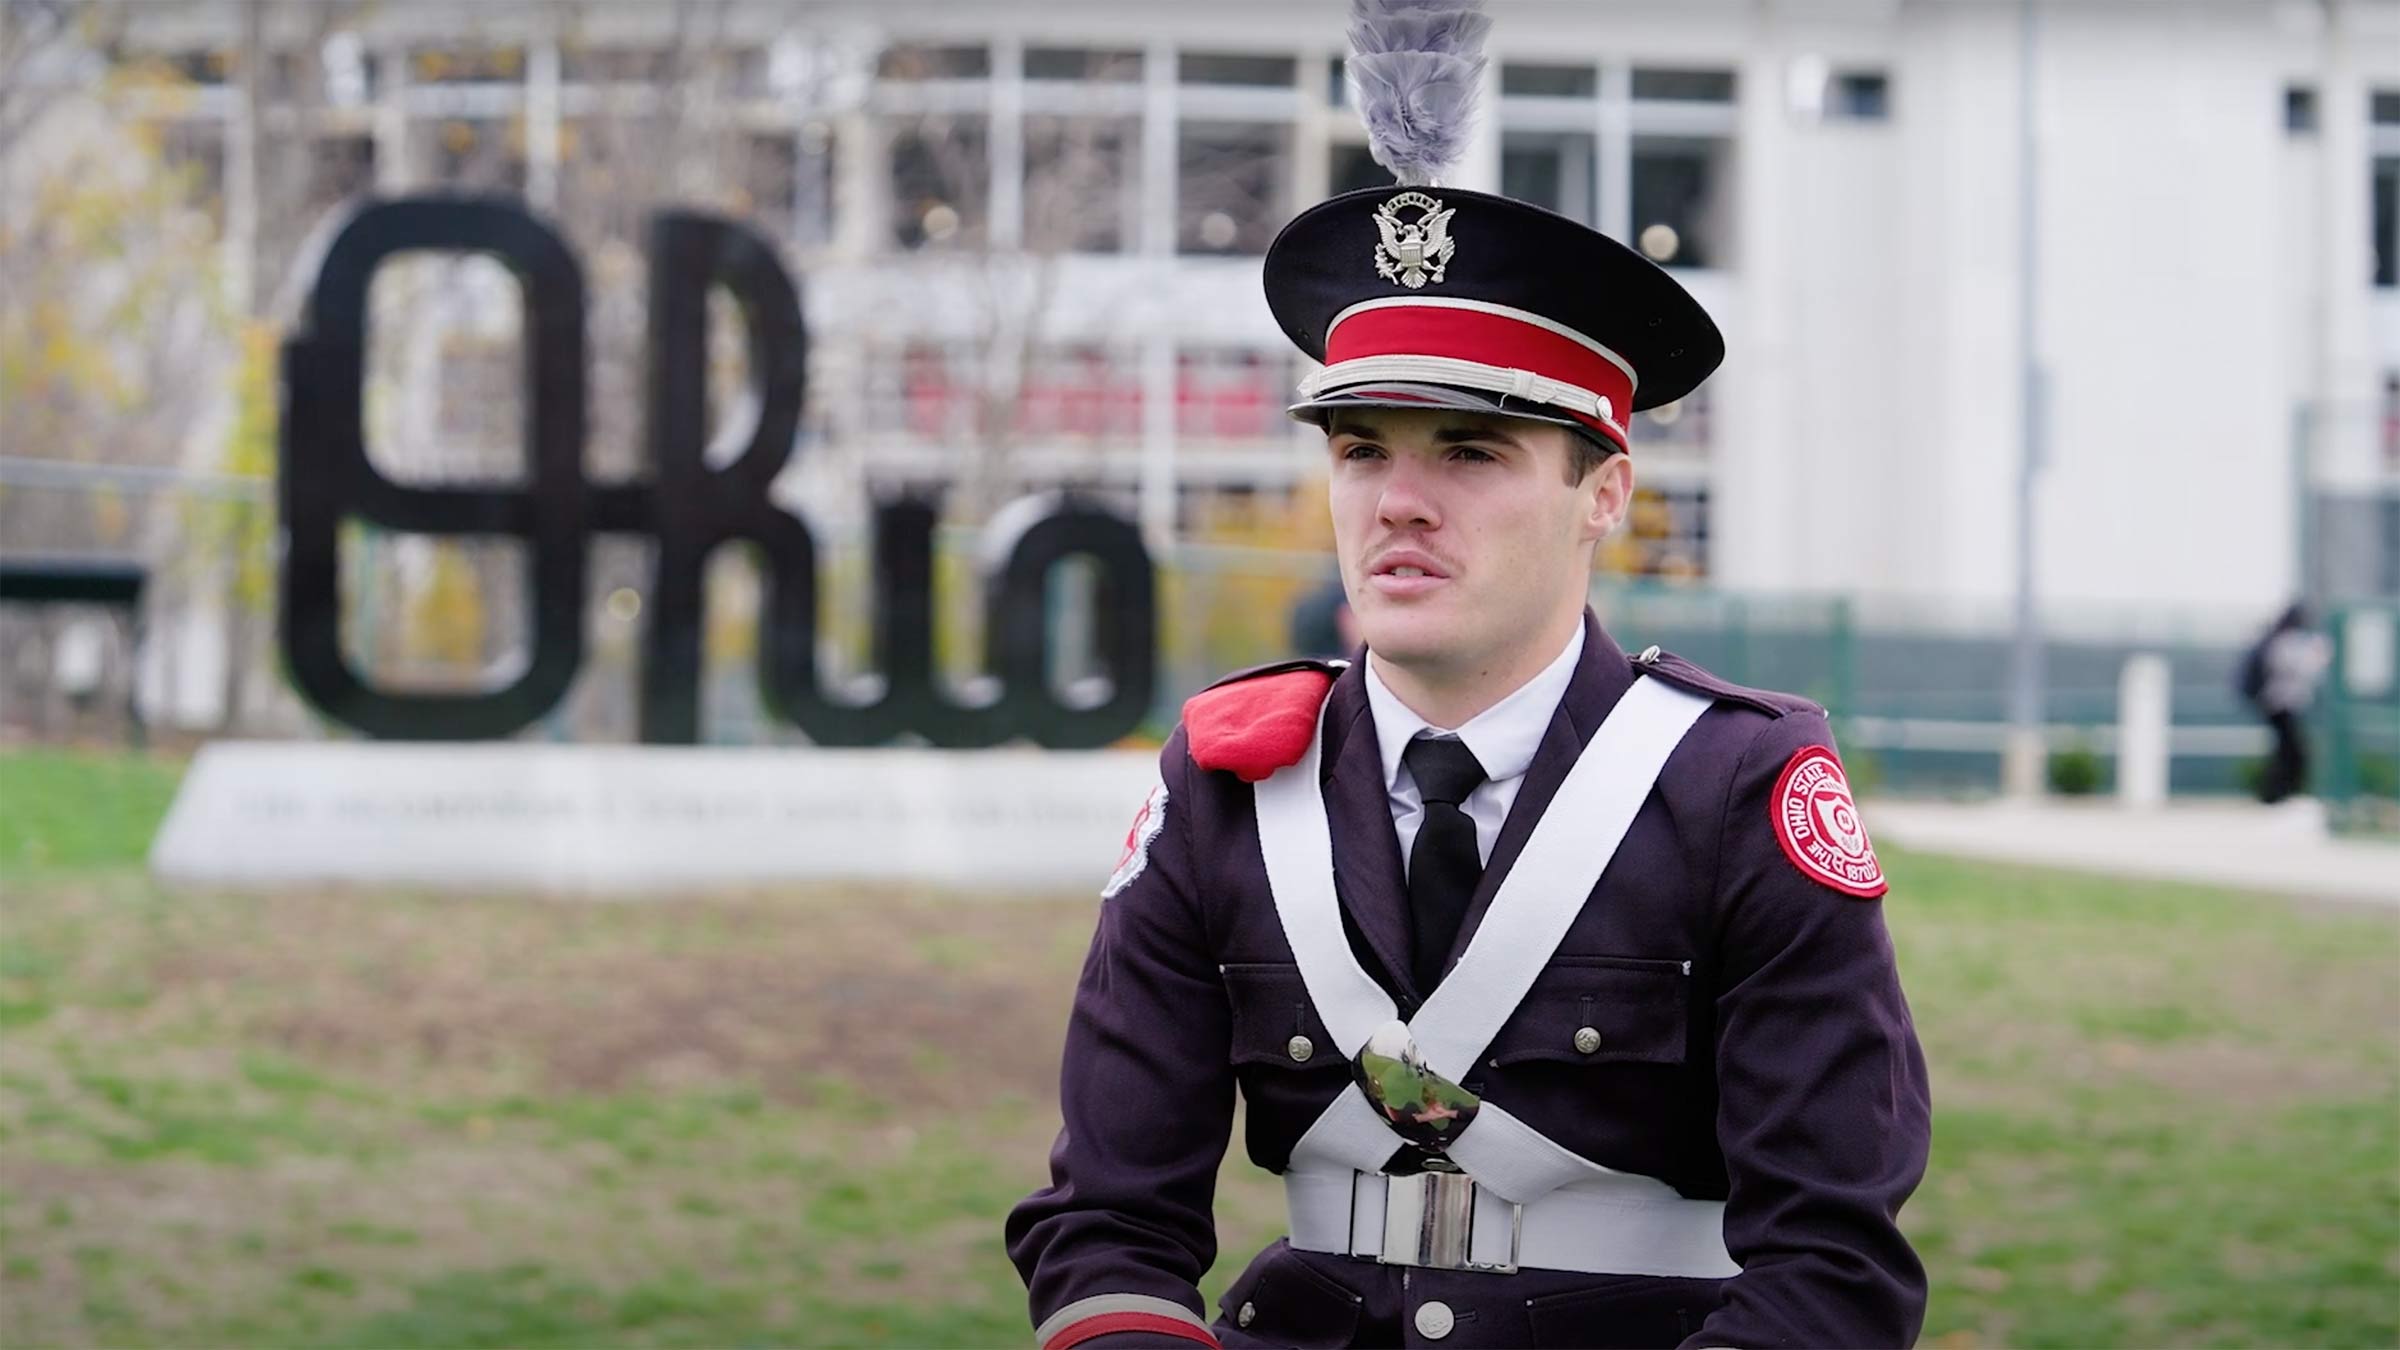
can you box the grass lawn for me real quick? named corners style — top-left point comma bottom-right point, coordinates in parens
top-left (0, 750), bottom-right (183, 871)
top-left (0, 750), bottom-right (2393, 1348)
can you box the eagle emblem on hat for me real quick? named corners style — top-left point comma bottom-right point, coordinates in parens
top-left (1372, 191), bottom-right (1456, 289)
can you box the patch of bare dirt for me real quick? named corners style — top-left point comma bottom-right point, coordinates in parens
top-left (137, 887), bottom-right (1103, 1113)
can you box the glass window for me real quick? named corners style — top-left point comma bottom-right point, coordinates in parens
top-left (736, 131), bottom-right (800, 241)
top-left (1829, 71), bottom-right (1890, 122)
top-left (411, 48), bottom-right (525, 84)
top-left (1177, 121), bottom-right (1291, 255)
top-left (426, 117), bottom-right (526, 194)
top-left (1178, 348), bottom-right (1291, 441)
top-left (556, 116), bottom-right (676, 242)
top-left (1026, 47), bottom-right (1142, 82)
top-left (1501, 63), bottom-right (1595, 98)
top-left (434, 334), bottom-right (523, 449)
top-left (1501, 131), bottom-right (1595, 227)
top-left (2285, 85), bottom-right (2319, 135)
top-left (887, 115), bottom-right (989, 250)
top-left (1329, 56), bottom-right (1350, 107)
top-left (2382, 373), bottom-right (2399, 471)
top-left (1328, 142), bottom-right (1388, 195)
top-left (1634, 387), bottom-right (1713, 458)
top-left (860, 340), bottom-right (977, 439)
top-left (1025, 115), bottom-right (1140, 254)
top-left (561, 45), bottom-right (677, 84)
top-left (1631, 68), bottom-right (1735, 103)
top-left (168, 49), bottom-right (232, 85)
top-left (736, 44), bottom-right (827, 98)
top-left (306, 133), bottom-right (377, 212)
top-left (1641, 485), bottom-right (1711, 578)
top-left (265, 49), bottom-right (314, 102)
top-left (1019, 345), bottom-right (1143, 440)
top-left (1631, 135), bottom-right (1733, 269)
top-left (2373, 156), bottom-right (2397, 288)
top-left (159, 120), bottom-right (227, 225)
top-left (877, 45), bottom-right (989, 80)
top-left (257, 131), bottom-right (373, 268)
top-left (1179, 52), bottom-right (1296, 87)
top-left (791, 122), bottom-right (837, 248)
top-left (1603, 484), bottom-right (1711, 579)
top-left (2372, 90), bottom-right (2400, 125)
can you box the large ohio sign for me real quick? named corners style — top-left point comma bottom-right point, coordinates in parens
top-left (279, 198), bottom-right (1156, 748)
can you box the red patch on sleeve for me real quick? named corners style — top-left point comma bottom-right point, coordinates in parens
top-left (1101, 782), bottom-right (1168, 899)
top-left (1771, 745), bottom-right (1887, 898)
top-left (1183, 668), bottom-right (1336, 782)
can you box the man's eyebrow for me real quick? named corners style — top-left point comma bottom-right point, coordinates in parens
top-left (1323, 420), bottom-right (1522, 446)
top-left (1433, 424), bottom-right (1523, 447)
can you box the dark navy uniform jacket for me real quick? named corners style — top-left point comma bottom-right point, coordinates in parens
top-left (1007, 617), bottom-right (1931, 1349)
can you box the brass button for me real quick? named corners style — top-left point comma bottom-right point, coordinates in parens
top-left (1237, 1301), bottom-right (1256, 1328)
top-left (1287, 1035), bottom-right (1314, 1063)
top-left (1414, 1300), bottom-right (1455, 1339)
top-left (1573, 1026), bottom-right (1603, 1055)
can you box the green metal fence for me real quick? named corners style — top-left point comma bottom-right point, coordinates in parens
top-left (2317, 601), bottom-right (2400, 833)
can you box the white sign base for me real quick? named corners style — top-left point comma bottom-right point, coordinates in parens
top-left (150, 741), bottom-right (1162, 894)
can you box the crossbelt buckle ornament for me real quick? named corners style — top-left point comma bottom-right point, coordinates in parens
top-left (1352, 1020), bottom-right (1480, 1149)
top-left (1372, 1164), bottom-right (1522, 1274)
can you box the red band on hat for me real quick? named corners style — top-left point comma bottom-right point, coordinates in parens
top-left (1324, 303), bottom-right (1635, 438)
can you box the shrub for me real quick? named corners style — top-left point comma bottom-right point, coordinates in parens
top-left (2048, 743), bottom-right (2104, 796)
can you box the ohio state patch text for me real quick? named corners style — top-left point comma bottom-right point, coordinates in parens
top-left (1101, 782), bottom-right (1170, 899)
top-left (1771, 746), bottom-right (1887, 898)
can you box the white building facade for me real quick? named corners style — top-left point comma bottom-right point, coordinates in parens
top-left (104, 0), bottom-right (2400, 618)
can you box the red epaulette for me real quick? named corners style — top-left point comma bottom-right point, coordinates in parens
top-left (1182, 659), bottom-right (1345, 783)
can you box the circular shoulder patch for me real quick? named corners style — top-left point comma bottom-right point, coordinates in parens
top-left (1771, 746), bottom-right (1887, 898)
top-left (1101, 781), bottom-right (1170, 900)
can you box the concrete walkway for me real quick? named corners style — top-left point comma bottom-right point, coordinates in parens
top-left (1865, 797), bottom-right (2399, 906)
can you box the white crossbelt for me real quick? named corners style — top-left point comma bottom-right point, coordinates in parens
top-left (1252, 672), bottom-right (1737, 1279)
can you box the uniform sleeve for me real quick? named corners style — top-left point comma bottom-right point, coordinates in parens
top-left (1004, 728), bottom-right (1235, 1350)
top-left (1685, 710), bottom-right (1932, 1350)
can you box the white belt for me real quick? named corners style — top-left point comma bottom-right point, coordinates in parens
top-left (1285, 1164), bottom-right (1739, 1280)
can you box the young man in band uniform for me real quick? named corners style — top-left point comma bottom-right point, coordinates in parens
top-left (1010, 10), bottom-right (1929, 1345)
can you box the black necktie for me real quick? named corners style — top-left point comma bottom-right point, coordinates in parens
top-left (1403, 736), bottom-right (1488, 995)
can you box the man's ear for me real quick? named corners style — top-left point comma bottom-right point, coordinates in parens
top-left (1582, 451), bottom-right (1634, 543)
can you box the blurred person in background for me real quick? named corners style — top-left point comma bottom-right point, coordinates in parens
top-left (1006, 5), bottom-right (1929, 1348)
top-left (1289, 572), bottom-right (1360, 661)
top-left (2239, 602), bottom-right (2333, 805)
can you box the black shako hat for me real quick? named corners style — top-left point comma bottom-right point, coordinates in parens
top-left (1263, 184), bottom-right (1725, 454)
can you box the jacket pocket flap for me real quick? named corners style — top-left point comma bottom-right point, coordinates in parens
top-left (1218, 1242), bottom-right (1364, 1348)
top-left (1222, 962), bottom-right (1343, 1069)
top-left (1483, 957), bottom-right (1689, 1067)
top-left (1524, 1274), bottom-right (1719, 1348)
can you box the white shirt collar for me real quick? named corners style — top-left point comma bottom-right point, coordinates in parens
top-left (1362, 623), bottom-right (1585, 793)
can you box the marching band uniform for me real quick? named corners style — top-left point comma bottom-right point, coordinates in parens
top-left (1008, 619), bottom-right (1929, 1349)
top-left (1011, 7), bottom-right (1928, 1345)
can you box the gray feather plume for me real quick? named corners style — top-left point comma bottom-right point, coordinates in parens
top-left (1347, 0), bottom-right (1489, 186)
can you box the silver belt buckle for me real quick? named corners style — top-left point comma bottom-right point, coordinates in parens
top-left (1369, 1165), bottom-right (1521, 1274)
